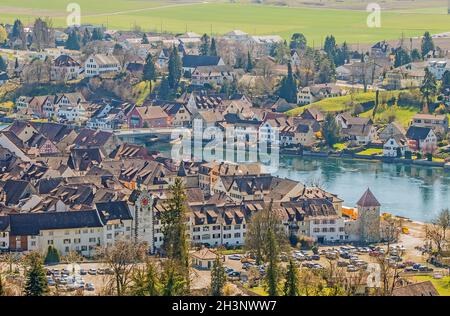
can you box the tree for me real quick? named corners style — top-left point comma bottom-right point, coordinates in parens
top-left (44, 246), bottom-right (60, 264)
top-left (91, 28), bottom-right (104, 41)
top-left (273, 41), bottom-right (290, 64)
top-left (82, 29), bottom-right (91, 46)
top-left (24, 252), bottom-right (48, 296)
top-left (277, 63), bottom-right (297, 103)
top-left (323, 112), bottom-right (340, 146)
top-left (0, 56), bottom-right (6, 72)
top-left (143, 53), bottom-right (157, 81)
top-left (410, 48), bottom-right (421, 62)
top-left (316, 56), bottom-right (336, 84)
top-left (65, 29), bottom-right (81, 50)
top-left (141, 33), bottom-right (149, 44)
top-left (0, 25), bottom-right (7, 45)
top-left (441, 70), bottom-right (450, 91)
top-left (289, 33), bottom-right (307, 50)
top-left (210, 254), bottom-right (226, 296)
top-left (283, 259), bottom-right (299, 296)
top-left (9, 19), bottom-right (27, 49)
top-left (394, 47), bottom-right (411, 68)
top-left (158, 75), bottom-right (172, 100)
top-left (421, 31), bottom-right (435, 58)
top-left (31, 18), bottom-right (54, 51)
top-left (420, 68), bottom-right (437, 111)
top-left (324, 35), bottom-right (337, 62)
top-left (209, 38), bottom-right (217, 56)
top-left (200, 33), bottom-right (210, 56)
top-left (130, 259), bottom-right (160, 296)
top-left (160, 177), bottom-right (189, 269)
top-left (425, 208), bottom-right (450, 254)
top-left (97, 240), bottom-right (147, 296)
top-left (246, 51), bottom-right (253, 72)
top-left (161, 261), bottom-right (189, 296)
top-left (265, 228), bottom-right (280, 296)
top-left (168, 46), bottom-right (182, 89)
top-left (381, 217), bottom-right (402, 254)
top-left (245, 201), bottom-right (286, 265)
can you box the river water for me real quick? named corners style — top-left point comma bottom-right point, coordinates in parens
top-left (146, 141), bottom-right (450, 222)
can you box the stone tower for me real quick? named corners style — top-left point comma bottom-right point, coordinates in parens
top-left (357, 188), bottom-right (381, 244)
top-left (130, 188), bottom-right (155, 253)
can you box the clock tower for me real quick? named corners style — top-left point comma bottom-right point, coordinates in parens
top-left (131, 187), bottom-right (155, 254)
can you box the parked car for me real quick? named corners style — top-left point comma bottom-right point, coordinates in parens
top-left (347, 265), bottom-right (359, 272)
top-left (80, 269), bottom-right (87, 275)
top-left (105, 268), bottom-right (114, 275)
top-left (224, 267), bottom-right (234, 274)
top-left (97, 268), bottom-right (105, 275)
top-left (337, 261), bottom-right (349, 267)
top-left (85, 283), bottom-right (95, 291)
top-left (88, 269), bottom-right (97, 275)
top-left (228, 254), bottom-right (242, 260)
top-left (228, 271), bottom-right (240, 278)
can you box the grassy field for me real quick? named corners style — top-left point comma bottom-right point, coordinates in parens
top-left (412, 275), bottom-right (450, 296)
top-left (1, 1), bottom-right (450, 44)
top-left (286, 91), bottom-right (379, 116)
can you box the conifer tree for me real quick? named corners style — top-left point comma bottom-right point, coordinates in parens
top-left (210, 255), bottom-right (226, 296)
top-left (265, 229), bottom-right (280, 296)
top-left (200, 33), bottom-right (210, 56)
top-left (142, 33), bottom-right (149, 44)
top-left (277, 63), bottom-right (297, 103)
top-left (24, 252), bottom-right (48, 296)
top-left (158, 75), bottom-right (171, 100)
top-left (143, 53), bottom-right (157, 81)
top-left (65, 29), bottom-right (81, 50)
top-left (283, 259), bottom-right (300, 296)
top-left (0, 56), bottom-right (6, 72)
top-left (246, 51), bottom-right (253, 72)
top-left (168, 46), bottom-right (182, 89)
top-left (209, 38), bottom-right (217, 56)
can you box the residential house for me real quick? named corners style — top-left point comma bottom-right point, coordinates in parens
top-left (182, 55), bottom-right (225, 74)
top-left (160, 103), bottom-right (192, 127)
top-left (127, 105), bottom-right (170, 128)
top-left (55, 93), bottom-right (88, 123)
top-left (84, 54), bottom-right (121, 77)
top-left (223, 30), bottom-right (249, 42)
top-left (191, 65), bottom-right (234, 86)
top-left (50, 55), bottom-right (82, 81)
top-left (378, 121), bottom-right (407, 142)
top-left (405, 126), bottom-right (437, 153)
top-left (412, 113), bottom-right (448, 137)
top-left (297, 84), bottom-right (346, 105)
top-left (383, 136), bottom-right (408, 157)
top-left (336, 113), bottom-right (376, 145)
top-left (427, 59), bottom-right (450, 80)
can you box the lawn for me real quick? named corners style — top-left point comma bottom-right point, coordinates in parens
top-left (245, 285), bottom-right (268, 296)
top-left (217, 248), bottom-right (245, 255)
top-left (287, 91), bottom-right (378, 116)
top-left (412, 275), bottom-right (450, 296)
top-left (132, 80), bottom-right (154, 106)
top-left (361, 105), bottom-right (420, 128)
top-left (333, 143), bottom-right (348, 151)
top-left (1, 1), bottom-right (450, 43)
top-left (356, 148), bottom-right (383, 156)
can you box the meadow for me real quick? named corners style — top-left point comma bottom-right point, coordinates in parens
top-left (0, 1), bottom-right (450, 44)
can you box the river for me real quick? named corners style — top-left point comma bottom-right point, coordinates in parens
top-left (146, 141), bottom-right (450, 223)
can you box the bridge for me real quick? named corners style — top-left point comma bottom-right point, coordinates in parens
top-left (113, 127), bottom-right (191, 141)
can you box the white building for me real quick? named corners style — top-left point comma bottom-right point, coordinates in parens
top-left (84, 54), bottom-right (121, 77)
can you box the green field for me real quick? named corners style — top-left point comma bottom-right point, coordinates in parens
top-left (1, 1), bottom-right (450, 44)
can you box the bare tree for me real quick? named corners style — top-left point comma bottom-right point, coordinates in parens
top-left (381, 216), bottom-right (403, 255)
top-left (96, 240), bottom-right (147, 296)
top-left (425, 208), bottom-right (450, 254)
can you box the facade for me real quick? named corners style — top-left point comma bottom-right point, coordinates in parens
top-left (51, 55), bottom-right (82, 81)
top-left (84, 54), bottom-right (121, 77)
top-left (412, 113), bottom-right (449, 137)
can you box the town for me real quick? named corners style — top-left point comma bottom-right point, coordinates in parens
top-left (0, 15), bottom-right (449, 297)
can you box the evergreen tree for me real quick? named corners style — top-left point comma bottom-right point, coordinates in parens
top-left (265, 229), bottom-right (280, 296)
top-left (323, 112), bottom-right (340, 146)
top-left (277, 63), bottom-right (297, 103)
top-left (421, 31), bottom-right (435, 58)
top-left (210, 255), bottom-right (226, 296)
top-left (161, 177), bottom-right (189, 268)
top-left (200, 33), bottom-right (210, 56)
top-left (289, 33), bottom-right (307, 50)
top-left (410, 48), bottom-right (421, 62)
top-left (441, 70), bottom-right (450, 91)
top-left (143, 53), bottom-right (157, 81)
top-left (82, 29), bottom-right (91, 46)
top-left (246, 51), bottom-right (253, 72)
top-left (44, 246), bottom-right (60, 264)
top-left (317, 56), bottom-right (336, 84)
top-left (324, 35), bottom-right (337, 61)
top-left (0, 56), bottom-right (6, 72)
top-left (161, 262), bottom-right (189, 296)
top-left (91, 28), bottom-right (104, 41)
top-left (209, 38), bottom-right (217, 56)
top-left (14, 58), bottom-right (19, 70)
top-left (283, 259), bottom-right (299, 296)
top-left (65, 29), bottom-right (81, 50)
top-left (158, 75), bottom-right (171, 100)
top-left (24, 252), bottom-right (48, 296)
top-left (141, 33), bottom-right (149, 44)
top-left (9, 19), bottom-right (26, 49)
top-left (420, 68), bottom-right (437, 111)
top-left (394, 47), bottom-right (411, 68)
top-left (130, 260), bottom-right (160, 296)
top-left (168, 45), bottom-right (182, 89)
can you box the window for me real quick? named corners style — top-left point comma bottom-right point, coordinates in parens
top-left (63, 239), bottom-right (71, 244)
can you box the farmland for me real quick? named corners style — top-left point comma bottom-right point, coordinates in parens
top-left (1, 1), bottom-right (450, 44)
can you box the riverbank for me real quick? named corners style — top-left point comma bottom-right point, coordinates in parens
top-left (280, 148), bottom-right (450, 171)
